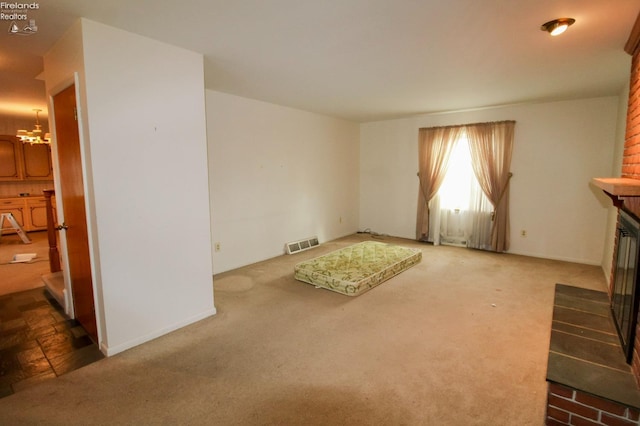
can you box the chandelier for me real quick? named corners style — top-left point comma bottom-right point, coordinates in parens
top-left (16, 109), bottom-right (51, 145)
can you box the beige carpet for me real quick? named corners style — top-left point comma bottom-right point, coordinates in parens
top-left (0, 233), bottom-right (607, 425)
top-left (0, 231), bottom-right (49, 296)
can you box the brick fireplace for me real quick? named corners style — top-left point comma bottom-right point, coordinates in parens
top-left (545, 11), bottom-right (640, 426)
top-left (590, 5), bottom-right (640, 391)
top-left (611, 210), bottom-right (640, 364)
top-left (611, 14), bottom-right (640, 386)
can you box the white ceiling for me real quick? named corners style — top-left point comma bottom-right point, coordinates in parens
top-left (1, 0), bottom-right (639, 122)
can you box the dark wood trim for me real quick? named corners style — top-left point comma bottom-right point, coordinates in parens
top-left (604, 191), bottom-right (624, 209)
top-left (43, 189), bottom-right (61, 273)
top-left (625, 11), bottom-right (640, 55)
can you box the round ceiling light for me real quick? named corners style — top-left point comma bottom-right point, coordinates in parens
top-left (540, 18), bottom-right (575, 36)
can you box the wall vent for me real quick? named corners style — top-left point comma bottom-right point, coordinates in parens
top-left (285, 236), bottom-right (319, 254)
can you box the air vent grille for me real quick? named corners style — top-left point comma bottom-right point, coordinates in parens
top-left (286, 236), bottom-right (319, 254)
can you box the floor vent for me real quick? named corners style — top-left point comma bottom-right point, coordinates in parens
top-left (286, 236), bottom-right (319, 254)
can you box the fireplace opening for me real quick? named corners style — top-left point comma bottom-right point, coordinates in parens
top-left (612, 209), bottom-right (640, 364)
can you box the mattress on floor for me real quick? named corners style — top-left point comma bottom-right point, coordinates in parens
top-left (294, 241), bottom-right (422, 296)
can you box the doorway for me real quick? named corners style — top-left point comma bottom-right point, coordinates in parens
top-left (52, 84), bottom-right (98, 343)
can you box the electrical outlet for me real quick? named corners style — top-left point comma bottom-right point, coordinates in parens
top-left (520, 230), bottom-right (527, 237)
top-left (215, 242), bottom-right (221, 252)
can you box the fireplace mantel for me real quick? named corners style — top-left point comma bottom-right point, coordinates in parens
top-left (592, 177), bottom-right (640, 208)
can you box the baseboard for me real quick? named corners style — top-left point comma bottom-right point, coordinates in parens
top-left (506, 249), bottom-right (601, 266)
top-left (42, 271), bottom-right (66, 309)
top-left (100, 307), bottom-right (217, 357)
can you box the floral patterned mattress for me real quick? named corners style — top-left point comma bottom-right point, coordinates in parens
top-left (294, 241), bottom-right (422, 296)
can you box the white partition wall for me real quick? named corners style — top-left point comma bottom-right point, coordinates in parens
top-left (44, 19), bottom-right (215, 355)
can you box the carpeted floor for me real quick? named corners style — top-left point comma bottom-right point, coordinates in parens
top-left (0, 233), bottom-right (608, 425)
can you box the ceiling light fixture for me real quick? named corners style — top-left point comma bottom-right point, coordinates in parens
top-left (540, 18), bottom-right (575, 36)
top-left (16, 109), bottom-right (51, 145)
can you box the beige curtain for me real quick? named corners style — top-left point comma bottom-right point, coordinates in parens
top-left (466, 121), bottom-right (515, 252)
top-left (416, 126), bottom-right (463, 241)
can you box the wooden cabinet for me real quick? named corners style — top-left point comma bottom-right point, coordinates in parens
top-left (25, 197), bottom-right (49, 229)
top-left (0, 198), bottom-right (26, 228)
top-left (0, 135), bottom-right (53, 181)
top-left (0, 196), bottom-right (56, 232)
top-left (22, 143), bottom-right (53, 180)
top-left (0, 136), bottom-right (23, 180)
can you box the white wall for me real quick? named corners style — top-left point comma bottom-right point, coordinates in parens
top-left (360, 97), bottom-right (620, 265)
top-left (207, 91), bottom-right (360, 273)
top-left (0, 115), bottom-right (48, 135)
top-left (44, 19), bottom-right (216, 355)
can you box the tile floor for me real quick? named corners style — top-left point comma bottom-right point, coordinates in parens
top-left (0, 287), bottom-right (103, 398)
top-left (547, 283), bottom-right (640, 408)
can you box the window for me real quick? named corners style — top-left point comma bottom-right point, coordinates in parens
top-left (417, 121), bottom-right (515, 252)
top-left (438, 136), bottom-right (474, 211)
top-left (430, 133), bottom-right (493, 249)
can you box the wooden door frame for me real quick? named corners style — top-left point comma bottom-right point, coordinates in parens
top-left (48, 74), bottom-right (102, 346)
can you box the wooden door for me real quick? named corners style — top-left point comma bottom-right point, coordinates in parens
top-left (53, 84), bottom-right (98, 342)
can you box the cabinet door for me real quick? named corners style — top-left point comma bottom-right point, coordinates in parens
top-left (22, 143), bottom-right (53, 180)
top-left (0, 136), bottom-right (23, 181)
top-left (25, 197), bottom-right (53, 231)
top-left (0, 199), bottom-right (26, 232)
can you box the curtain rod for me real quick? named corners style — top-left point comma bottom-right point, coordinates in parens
top-left (419, 120), bottom-right (515, 131)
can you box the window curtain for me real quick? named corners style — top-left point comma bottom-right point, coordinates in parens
top-left (465, 121), bottom-right (515, 252)
top-left (430, 172), bottom-right (494, 250)
top-left (416, 126), bottom-right (464, 241)
top-left (465, 180), bottom-right (494, 250)
top-left (427, 136), bottom-right (494, 249)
